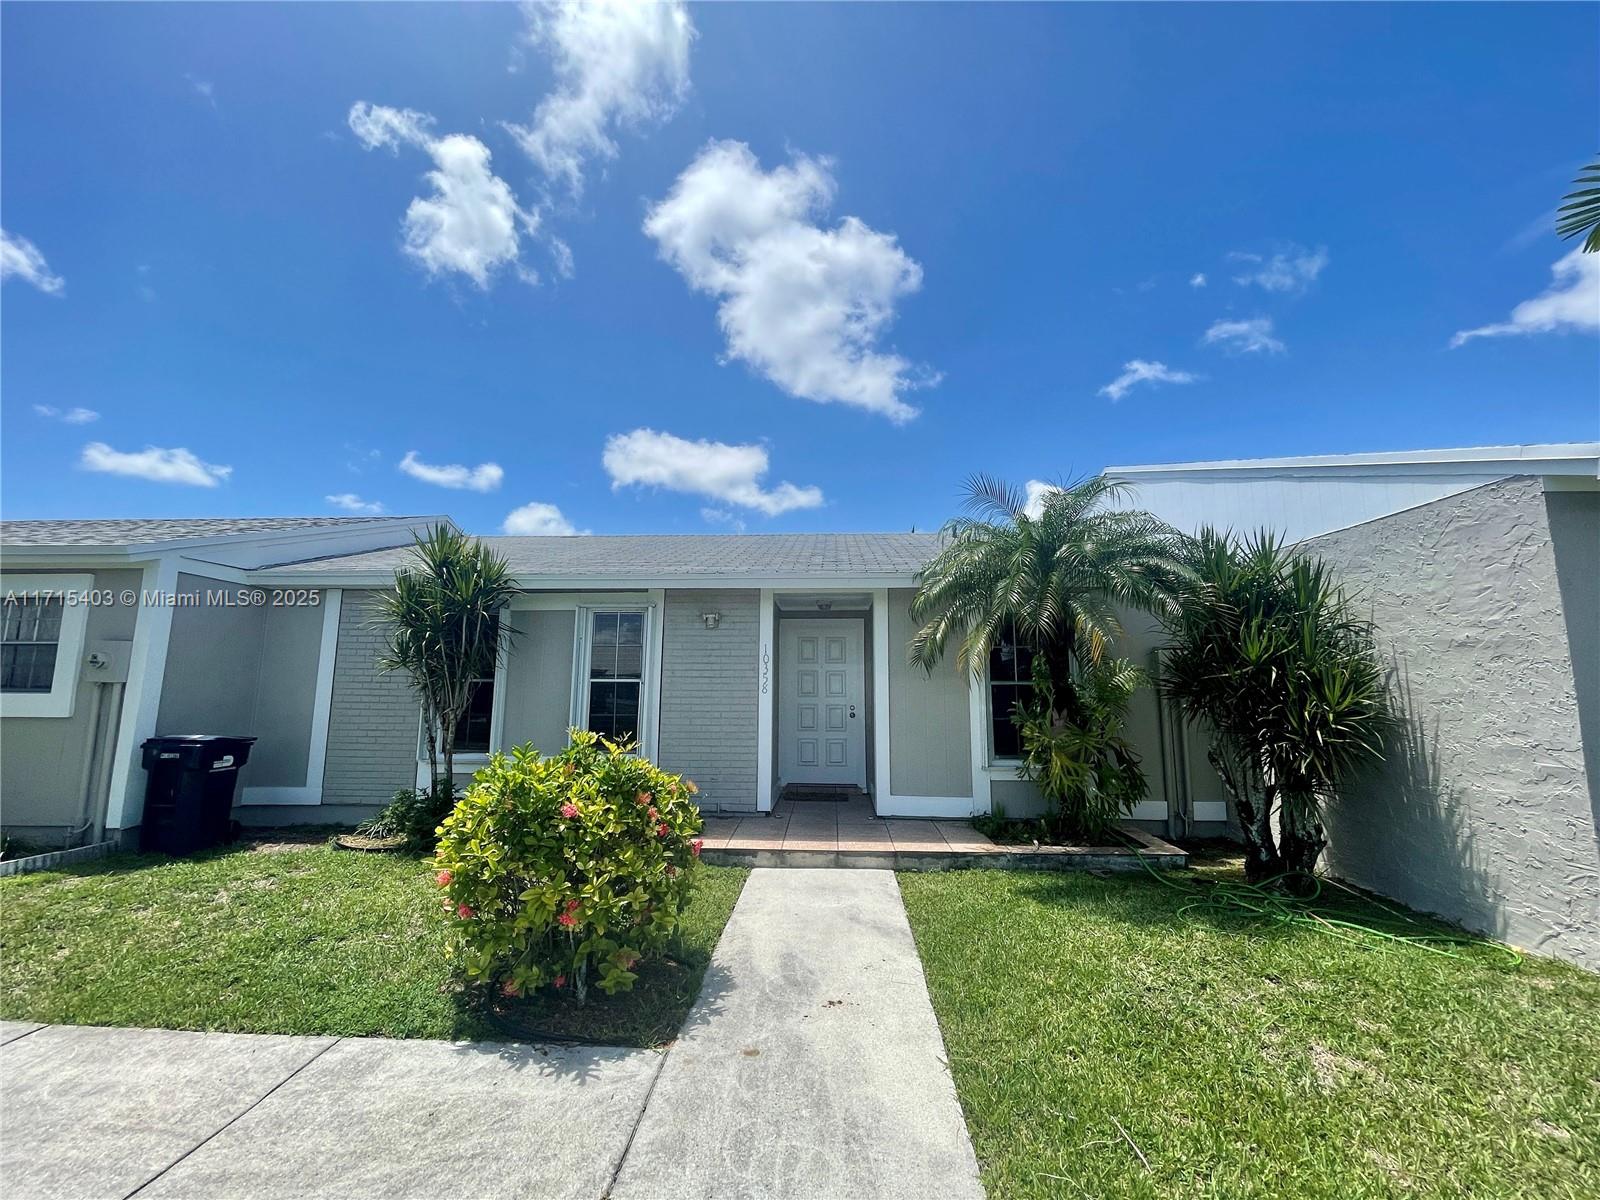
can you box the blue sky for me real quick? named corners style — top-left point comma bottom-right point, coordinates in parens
top-left (3, 2), bottom-right (1596, 535)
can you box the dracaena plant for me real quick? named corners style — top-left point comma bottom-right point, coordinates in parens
top-left (1159, 527), bottom-right (1394, 890)
top-left (373, 524), bottom-right (520, 794)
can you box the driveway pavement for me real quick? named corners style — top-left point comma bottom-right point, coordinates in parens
top-left (0, 868), bottom-right (982, 1200)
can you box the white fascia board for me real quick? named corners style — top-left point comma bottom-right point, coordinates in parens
top-left (0, 547), bottom-right (146, 566)
top-left (1107, 442), bottom-right (1600, 479)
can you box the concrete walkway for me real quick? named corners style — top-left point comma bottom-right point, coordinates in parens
top-left (610, 869), bottom-right (983, 1200)
top-left (0, 869), bottom-right (982, 1200)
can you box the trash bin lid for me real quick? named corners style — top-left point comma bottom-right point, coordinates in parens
top-left (142, 734), bottom-right (258, 746)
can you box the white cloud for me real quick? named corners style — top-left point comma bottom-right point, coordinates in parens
top-left (398, 450), bottom-right (503, 492)
top-left (1189, 273), bottom-right (1207, 288)
top-left (1023, 480), bottom-right (1057, 519)
top-left (1231, 244), bottom-right (1328, 293)
top-left (348, 102), bottom-right (539, 288)
top-left (1451, 247), bottom-right (1600, 348)
top-left (644, 140), bottom-right (932, 422)
top-left (33, 404), bottom-right (100, 424)
top-left (508, 0), bottom-right (694, 197)
top-left (81, 442), bottom-right (231, 487)
top-left (503, 501), bottom-right (584, 536)
top-left (1, 230), bottom-right (65, 295)
top-left (326, 493), bottom-right (384, 514)
top-left (1202, 316), bottom-right (1286, 355)
top-left (700, 506), bottom-right (747, 533)
top-left (186, 74), bottom-right (217, 110)
top-left (1097, 360), bottom-right (1200, 403)
top-left (603, 428), bottom-right (824, 516)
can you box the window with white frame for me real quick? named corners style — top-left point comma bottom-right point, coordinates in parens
top-left (453, 678), bottom-right (496, 755)
top-left (583, 610), bottom-right (645, 743)
top-left (0, 574), bottom-right (93, 718)
top-left (2, 596), bottom-right (65, 694)
top-left (987, 617), bottom-right (1037, 760)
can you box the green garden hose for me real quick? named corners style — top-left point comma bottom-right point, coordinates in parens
top-left (1137, 853), bottom-right (1523, 968)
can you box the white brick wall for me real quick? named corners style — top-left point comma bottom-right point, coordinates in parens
top-left (321, 589), bottom-right (419, 808)
top-left (657, 589), bottom-right (759, 812)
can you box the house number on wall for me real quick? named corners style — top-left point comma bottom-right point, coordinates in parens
top-left (761, 643), bottom-right (770, 695)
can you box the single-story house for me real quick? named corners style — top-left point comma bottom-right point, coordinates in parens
top-left (0, 516), bottom-right (1194, 844)
top-left (2, 441), bottom-right (1595, 965)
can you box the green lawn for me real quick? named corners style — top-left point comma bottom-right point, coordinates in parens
top-left (0, 844), bottom-right (746, 1048)
top-left (901, 866), bottom-right (1600, 1200)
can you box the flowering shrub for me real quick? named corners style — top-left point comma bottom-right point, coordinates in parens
top-left (431, 730), bottom-right (704, 1001)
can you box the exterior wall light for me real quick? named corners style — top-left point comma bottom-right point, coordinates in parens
top-left (700, 611), bottom-right (721, 629)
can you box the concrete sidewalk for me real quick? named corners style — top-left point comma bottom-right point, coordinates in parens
top-left (1, 869), bottom-right (983, 1200)
top-left (611, 869), bottom-right (983, 1200)
top-left (0, 1023), bottom-right (662, 1200)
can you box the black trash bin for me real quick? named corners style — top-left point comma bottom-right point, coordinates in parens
top-left (139, 735), bottom-right (257, 855)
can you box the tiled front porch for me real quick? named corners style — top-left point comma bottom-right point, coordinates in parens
top-left (698, 797), bottom-right (1188, 872)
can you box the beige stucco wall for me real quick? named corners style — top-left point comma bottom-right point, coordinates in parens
top-left (1309, 477), bottom-right (1599, 969)
top-left (887, 588), bottom-right (972, 799)
top-left (0, 568), bottom-right (142, 833)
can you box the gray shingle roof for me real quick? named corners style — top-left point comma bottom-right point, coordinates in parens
top-left (0, 516), bottom-right (409, 548)
top-left (276, 533), bottom-right (945, 580)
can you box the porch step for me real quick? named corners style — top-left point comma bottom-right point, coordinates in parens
top-left (700, 823), bottom-right (1188, 873)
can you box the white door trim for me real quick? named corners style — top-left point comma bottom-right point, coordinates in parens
top-left (757, 588), bottom-right (775, 812)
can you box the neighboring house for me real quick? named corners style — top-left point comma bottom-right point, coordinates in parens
top-left (1107, 443), bottom-right (1600, 968)
top-left (2, 441), bottom-right (1594, 966)
top-left (0, 521), bottom-right (1188, 845)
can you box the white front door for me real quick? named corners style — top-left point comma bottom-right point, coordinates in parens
top-left (779, 618), bottom-right (866, 788)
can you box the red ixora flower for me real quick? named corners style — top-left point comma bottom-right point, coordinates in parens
top-left (560, 802), bottom-right (579, 819)
top-left (657, 822), bottom-right (669, 838)
top-left (647, 806), bottom-right (658, 821)
top-left (435, 870), bottom-right (452, 887)
top-left (553, 974), bottom-right (567, 989)
top-left (457, 903), bottom-right (475, 919)
top-left (691, 838), bottom-right (704, 857)
top-left (564, 898), bottom-right (580, 912)
top-left (636, 791), bottom-right (652, 805)
top-left (558, 911), bottom-right (578, 928)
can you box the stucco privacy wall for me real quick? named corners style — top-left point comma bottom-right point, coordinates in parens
top-left (0, 568), bottom-right (141, 833)
top-left (498, 608), bottom-right (576, 755)
top-left (320, 589), bottom-right (419, 809)
top-left (1308, 477), bottom-right (1600, 967)
top-left (657, 589), bottom-right (759, 812)
top-left (155, 576), bottom-right (324, 791)
top-left (887, 588), bottom-right (972, 799)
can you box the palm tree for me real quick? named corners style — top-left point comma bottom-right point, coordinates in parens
top-left (373, 525), bottom-right (520, 791)
top-left (909, 474), bottom-right (1187, 725)
top-left (1557, 158), bottom-right (1600, 253)
top-left (1159, 528), bottom-right (1394, 887)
